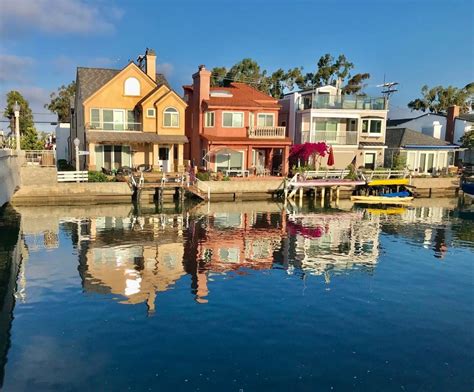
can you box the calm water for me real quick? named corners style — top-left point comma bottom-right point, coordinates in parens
top-left (0, 199), bottom-right (473, 391)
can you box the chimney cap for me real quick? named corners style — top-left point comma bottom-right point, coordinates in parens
top-left (146, 48), bottom-right (156, 56)
top-left (198, 64), bottom-right (206, 71)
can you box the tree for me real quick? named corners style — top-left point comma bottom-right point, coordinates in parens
top-left (460, 129), bottom-right (474, 149)
top-left (3, 91), bottom-right (43, 150)
top-left (342, 73), bottom-right (371, 95)
top-left (45, 81), bottom-right (76, 122)
top-left (407, 83), bottom-right (473, 114)
top-left (4, 90), bottom-right (34, 133)
top-left (210, 59), bottom-right (303, 98)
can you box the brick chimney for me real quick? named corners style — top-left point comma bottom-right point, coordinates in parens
top-left (445, 105), bottom-right (459, 143)
top-left (145, 48), bottom-right (156, 81)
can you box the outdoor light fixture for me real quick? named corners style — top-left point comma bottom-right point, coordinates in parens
top-left (13, 101), bottom-right (21, 151)
top-left (73, 137), bottom-right (80, 147)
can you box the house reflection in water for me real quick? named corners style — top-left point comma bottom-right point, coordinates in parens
top-left (285, 210), bottom-right (381, 282)
top-left (78, 214), bottom-right (186, 314)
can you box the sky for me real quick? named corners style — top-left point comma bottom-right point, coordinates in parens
top-left (0, 0), bottom-right (473, 132)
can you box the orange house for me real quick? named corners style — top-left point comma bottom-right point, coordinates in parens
top-left (183, 66), bottom-right (292, 176)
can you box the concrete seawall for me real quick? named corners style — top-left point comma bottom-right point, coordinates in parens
top-left (0, 150), bottom-right (21, 207)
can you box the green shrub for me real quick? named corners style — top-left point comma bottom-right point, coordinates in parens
top-left (88, 171), bottom-right (110, 182)
top-left (196, 171), bottom-right (210, 181)
top-left (57, 159), bottom-right (75, 171)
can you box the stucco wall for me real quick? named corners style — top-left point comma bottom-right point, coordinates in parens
top-left (0, 149), bottom-right (21, 207)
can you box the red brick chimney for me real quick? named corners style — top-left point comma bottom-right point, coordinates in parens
top-left (445, 105), bottom-right (459, 143)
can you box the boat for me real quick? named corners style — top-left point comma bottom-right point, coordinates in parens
top-left (352, 179), bottom-right (414, 205)
top-left (367, 178), bottom-right (409, 187)
top-left (351, 195), bottom-right (413, 205)
top-left (461, 181), bottom-right (474, 196)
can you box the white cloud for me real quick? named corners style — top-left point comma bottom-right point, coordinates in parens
top-left (0, 54), bottom-right (34, 83)
top-left (157, 62), bottom-right (174, 78)
top-left (0, 0), bottom-right (123, 36)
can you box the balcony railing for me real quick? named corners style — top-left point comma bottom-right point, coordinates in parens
top-left (86, 122), bottom-right (141, 131)
top-left (298, 94), bottom-right (386, 111)
top-left (23, 150), bottom-right (56, 167)
top-left (248, 126), bottom-right (286, 138)
top-left (301, 130), bottom-right (358, 145)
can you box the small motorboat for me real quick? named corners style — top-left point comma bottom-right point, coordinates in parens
top-left (352, 179), bottom-right (414, 206)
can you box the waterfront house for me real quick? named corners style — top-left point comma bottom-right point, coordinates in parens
top-left (183, 65), bottom-right (292, 176)
top-left (279, 85), bottom-right (388, 170)
top-left (72, 49), bottom-right (188, 172)
top-left (384, 127), bottom-right (459, 174)
top-left (387, 106), bottom-right (474, 163)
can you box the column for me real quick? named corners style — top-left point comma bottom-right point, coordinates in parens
top-left (246, 147), bottom-right (253, 173)
top-left (168, 144), bottom-right (174, 172)
top-left (88, 142), bottom-right (96, 170)
top-left (178, 144), bottom-right (184, 172)
top-left (282, 146), bottom-right (290, 176)
top-left (153, 143), bottom-right (159, 170)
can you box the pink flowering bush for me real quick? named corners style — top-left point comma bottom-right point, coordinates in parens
top-left (289, 142), bottom-right (330, 167)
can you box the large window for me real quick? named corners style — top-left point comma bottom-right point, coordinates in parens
top-left (124, 77), bottom-right (140, 96)
top-left (257, 113), bottom-right (274, 127)
top-left (222, 112), bottom-right (244, 128)
top-left (362, 119), bottom-right (382, 135)
top-left (95, 145), bottom-right (131, 170)
top-left (90, 108), bottom-right (137, 131)
top-left (204, 111), bottom-right (215, 127)
top-left (216, 151), bottom-right (244, 171)
top-left (311, 118), bottom-right (338, 141)
top-left (163, 107), bottom-right (179, 127)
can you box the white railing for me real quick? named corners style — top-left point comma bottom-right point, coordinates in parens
top-left (57, 171), bottom-right (88, 182)
top-left (86, 122), bottom-right (141, 131)
top-left (248, 126), bottom-right (286, 138)
top-left (195, 178), bottom-right (211, 201)
top-left (24, 150), bottom-right (56, 167)
top-left (361, 169), bottom-right (409, 181)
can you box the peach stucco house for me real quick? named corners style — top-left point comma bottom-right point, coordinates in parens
top-left (183, 66), bottom-right (292, 176)
top-left (72, 49), bottom-right (188, 173)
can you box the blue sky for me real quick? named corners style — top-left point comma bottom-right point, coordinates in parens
top-left (1, 0), bottom-right (473, 131)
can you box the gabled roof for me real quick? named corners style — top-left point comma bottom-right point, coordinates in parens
top-left (386, 127), bottom-right (451, 148)
top-left (185, 82), bottom-right (280, 109)
top-left (77, 66), bottom-right (168, 101)
top-left (387, 112), bottom-right (446, 127)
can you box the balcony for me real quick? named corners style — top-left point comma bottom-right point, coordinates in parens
top-left (248, 126), bottom-right (286, 138)
top-left (299, 94), bottom-right (386, 111)
top-left (301, 130), bottom-right (358, 145)
top-left (86, 121), bottom-right (142, 131)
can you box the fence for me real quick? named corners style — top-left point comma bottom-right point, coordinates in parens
top-left (57, 171), bottom-right (89, 182)
top-left (24, 150), bottom-right (56, 167)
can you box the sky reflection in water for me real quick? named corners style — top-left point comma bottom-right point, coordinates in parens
top-left (0, 199), bottom-right (473, 391)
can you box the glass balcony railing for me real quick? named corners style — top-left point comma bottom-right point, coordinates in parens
top-left (298, 94), bottom-right (386, 111)
top-left (301, 130), bottom-right (358, 145)
top-left (86, 122), bottom-right (142, 131)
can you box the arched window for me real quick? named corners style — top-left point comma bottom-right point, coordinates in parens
top-left (163, 107), bottom-right (179, 127)
top-left (124, 77), bottom-right (140, 96)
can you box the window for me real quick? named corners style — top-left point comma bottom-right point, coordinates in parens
top-left (364, 152), bottom-right (376, 170)
top-left (91, 109), bottom-right (100, 128)
top-left (216, 151), bottom-right (244, 171)
top-left (362, 119), bottom-right (382, 135)
top-left (146, 108), bottom-right (156, 118)
top-left (89, 109), bottom-right (138, 131)
top-left (257, 113), bottom-right (274, 127)
top-left (222, 112), bottom-right (244, 128)
top-left (163, 107), bottom-right (179, 127)
top-left (95, 145), bottom-right (132, 170)
top-left (124, 77), bottom-right (140, 96)
top-left (204, 111), bottom-right (215, 127)
top-left (311, 118), bottom-right (338, 142)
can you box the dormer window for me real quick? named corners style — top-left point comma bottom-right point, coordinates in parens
top-left (124, 77), bottom-right (140, 96)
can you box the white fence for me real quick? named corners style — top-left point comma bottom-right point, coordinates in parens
top-left (57, 171), bottom-right (88, 182)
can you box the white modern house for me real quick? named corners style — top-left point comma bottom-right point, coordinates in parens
top-left (279, 85), bottom-right (389, 169)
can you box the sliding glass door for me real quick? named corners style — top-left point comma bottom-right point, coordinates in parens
top-left (95, 145), bottom-right (131, 170)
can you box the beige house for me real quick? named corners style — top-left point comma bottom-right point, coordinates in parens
top-left (280, 85), bottom-right (388, 169)
top-left (72, 49), bottom-right (188, 173)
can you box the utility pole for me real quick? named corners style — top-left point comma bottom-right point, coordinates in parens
top-left (13, 101), bottom-right (21, 151)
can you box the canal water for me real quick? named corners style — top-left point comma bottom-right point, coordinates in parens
top-left (0, 200), bottom-right (473, 391)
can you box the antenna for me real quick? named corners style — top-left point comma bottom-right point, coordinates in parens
top-left (377, 74), bottom-right (399, 100)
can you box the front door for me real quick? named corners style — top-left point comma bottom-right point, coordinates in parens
top-left (419, 152), bottom-right (435, 173)
top-left (364, 152), bottom-right (376, 170)
top-left (159, 147), bottom-right (170, 172)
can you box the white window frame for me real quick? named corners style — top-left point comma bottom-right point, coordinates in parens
top-left (146, 108), bottom-right (156, 118)
top-left (163, 107), bottom-right (179, 128)
top-left (204, 111), bottom-right (215, 127)
top-left (361, 118), bottom-right (383, 136)
top-left (257, 113), bottom-right (275, 127)
top-left (90, 108), bottom-right (136, 131)
top-left (222, 111), bottom-right (244, 128)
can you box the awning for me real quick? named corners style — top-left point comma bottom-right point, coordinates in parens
top-left (202, 147), bottom-right (241, 163)
top-left (86, 130), bottom-right (188, 144)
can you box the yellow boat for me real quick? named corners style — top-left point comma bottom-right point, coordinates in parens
top-left (367, 178), bottom-right (409, 187)
top-left (351, 195), bottom-right (413, 205)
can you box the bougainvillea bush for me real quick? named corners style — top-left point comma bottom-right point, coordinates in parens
top-left (289, 142), bottom-right (330, 169)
